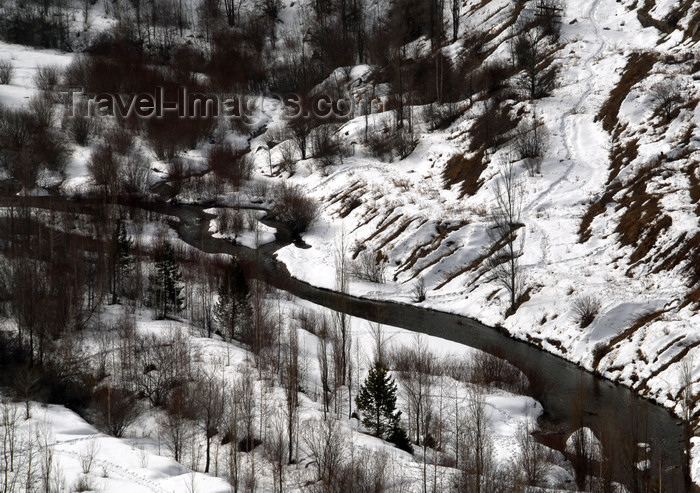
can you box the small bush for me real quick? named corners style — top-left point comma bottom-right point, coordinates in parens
top-left (87, 145), bottom-right (119, 197)
top-left (91, 387), bottom-right (139, 438)
top-left (470, 351), bottom-right (527, 393)
top-left (423, 103), bottom-right (461, 131)
top-left (412, 276), bottom-right (426, 302)
top-left (218, 208), bottom-right (245, 240)
top-left (367, 124), bottom-right (418, 162)
top-left (272, 183), bottom-right (320, 237)
top-left (208, 143), bottom-right (250, 186)
top-left (350, 249), bottom-right (387, 283)
top-left (649, 79), bottom-right (685, 121)
top-left (104, 125), bottom-right (134, 155)
top-left (72, 474), bottom-right (96, 492)
top-left (276, 140), bottom-right (298, 174)
top-left (63, 99), bottom-right (99, 146)
top-left (0, 58), bottom-right (13, 84)
top-left (394, 128), bottom-right (418, 160)
top-left (513, 116), bottom-right (549, 176)
top-left (571, 295), bottom-right (602, 328)
top-left (34, 64), bottom-right (62, 91)
top-left (366, 125), bottom-right (394, 162)
top-left (310, 123), bottom-right (340, 167)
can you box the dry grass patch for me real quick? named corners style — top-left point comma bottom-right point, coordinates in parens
top-left (595, 52), bottom-right (657, 134)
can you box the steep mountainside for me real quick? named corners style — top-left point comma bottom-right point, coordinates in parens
top-left (275, 0), bottom-right (700, 421)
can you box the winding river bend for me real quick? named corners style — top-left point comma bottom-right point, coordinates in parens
top-left (2, 197), bottom-right (693, 491)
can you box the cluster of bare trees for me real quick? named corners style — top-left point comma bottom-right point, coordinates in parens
top-left (0, 401), bottom-right (68, 493)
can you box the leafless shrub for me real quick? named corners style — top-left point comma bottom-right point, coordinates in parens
top-left (272, 183), bottom-right (320, 237)
top-left (218, 208), bottom-right (245, 240)
top-left (516, 418), bottom-right (547, 487)
top-left (90, 386), bottom-right (140, 437)
top-left (310, 123), bottom-right (340, 167)
top-left (0, 58), bottom-right (13, 85)
top-left (423, 102), bottom-right (461, 131)
top-left (294, 309), bottom-right (319, 335)
top-left (104, 125), bottom-right (134, 155)
top-left (33, 65), bottom-right (62, 91)
top-left (79, 440), bottom-right (100, 474)
top-left (302, 418), bottom-right (348, 484)
top-left (470, 351), bottom-right (527, 393)
top-left (208, 143), bottom-right (251, 187)
top-left (87, 145), bottom-right (119, 197)
top-left (63, 99), bottom-right (99, 146)
top-left (277, 140), bottom-right (298, 174)
top-left (349, 249), bottom-right (387, 283)
top-left (72, 474), bottom-right (96, 492)
top-left (121, 152), bottom-right (150, 195)
top-left (366, 125), bottom-right (393, 162)
top-left (394, 127), bottom-right (418, 160)
top-left (571, 295), bottom-right (602, 328)
top-left (250, 179), bottom-right (269, 200)
top-left (513, 116), bottom-right (549, 176)
top-left (412, 276), bottom-right (426, 302)
top-left (649, 78), bottom-right (685, 121)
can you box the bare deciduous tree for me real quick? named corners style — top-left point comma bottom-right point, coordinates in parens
top-left (302, 418), bottom-right (348, 484)
top-left (512, 27), bottom-right (559, 100)
top-left (391, 335), bottom-right (434, 444)
top-left (486, 158), bottom-right (525, 314)
top-left (455, 388), bottom-right (494, 493)
top-left (194, 369), bottom-right (226, 473)
top-left (516, 416), bottom-right (547, 487)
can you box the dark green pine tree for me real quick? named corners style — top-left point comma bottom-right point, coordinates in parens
top-left (148, 239), bottom-right (183, 319)
top-left (356, 361), bottom-right (403, 439)
top-left (110, 219), bottom-right (133, 304)
top-left (214, 258), bottom-right (249, 340)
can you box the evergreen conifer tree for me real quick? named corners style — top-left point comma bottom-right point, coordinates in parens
top-left (110, 219), bottom-right (133, 304)
top-left (214, 258), bottom-right (249, 340)
top-left (148, 239), bottom-right (183, 319)
top-left (356, 361), bottom-right (404, 440)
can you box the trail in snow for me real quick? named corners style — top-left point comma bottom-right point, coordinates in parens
top-left (524, 0), bottom-right (607, 215)
top-left (55, 438), bottom-right (174, 493)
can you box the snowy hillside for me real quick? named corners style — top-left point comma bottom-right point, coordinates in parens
top-left (274, 0), bottom-right (700, 422)
top-left (0, 0), bottom-right (699, 490)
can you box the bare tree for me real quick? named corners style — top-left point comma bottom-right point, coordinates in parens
top-left (281, 325), bottom-right (300, 465)
top-left (486, 158), bottom-right (525, 313)
top-left (450, 0), bottom-right (460, 42)
top-left (317, 316), bottom-right (333, 418)
top-left (680, 355), bottom-right (694, 484)
top-left (512, 27), bottom-right (559, 99)
top-left (302, 418), bottom-right (348, 484)
top-left (263, 411), bottom-right (286, 493)
top-left (194, 369), bottom-right (226, 473)
top-left (159, 384), bottom-right (196, 463)
top-left (368, 321), bottom-right (389, 366)
top-left (455, 388), bottom-right (494, 493)
top-left (391, 335), bottom-right (433, 444)
top-left (516, 416), bottom-right (547, 487)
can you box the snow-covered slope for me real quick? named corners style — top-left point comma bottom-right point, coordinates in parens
top-left (274, 0), bottom-right (700, 423)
